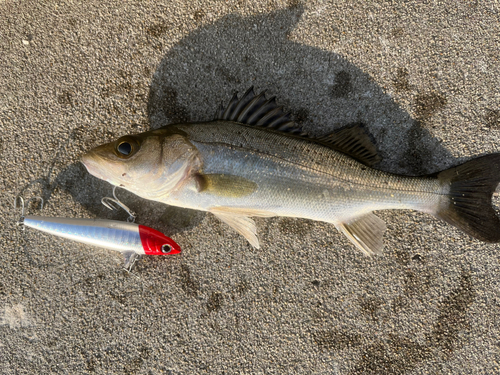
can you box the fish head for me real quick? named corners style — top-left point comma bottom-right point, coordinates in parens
top-left (81, 127), bottom-right (199, 200)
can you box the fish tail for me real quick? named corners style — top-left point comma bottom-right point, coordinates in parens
top-left (435, 153), bottom-right (500, 242)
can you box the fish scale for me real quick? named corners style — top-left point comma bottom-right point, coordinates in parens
top-left (176, 122), bottom-right (443, 216)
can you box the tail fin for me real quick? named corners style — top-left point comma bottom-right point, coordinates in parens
top-left (436, 153), bottom-right (500, 242)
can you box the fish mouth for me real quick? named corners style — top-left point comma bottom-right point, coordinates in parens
top-left (81, 153), bottom-right (114, 183)
top-left (81, 153), bottom-right (99, 176)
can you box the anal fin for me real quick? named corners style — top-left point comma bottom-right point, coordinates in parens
top-left (336, 213), bottom-right (387, 256)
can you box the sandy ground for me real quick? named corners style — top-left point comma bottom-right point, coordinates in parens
top-left (1, 1), bottom-right (500, 374)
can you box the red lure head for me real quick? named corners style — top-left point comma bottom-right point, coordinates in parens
top-left (138, 225), bottom-right (182, 256)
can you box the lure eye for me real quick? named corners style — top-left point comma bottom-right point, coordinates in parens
top-left (114, 136), bottom-right (140, 158)
top-left (117, 142), bottom-right (132, 156)
top-left (161, 244), bottom-right (172, 254)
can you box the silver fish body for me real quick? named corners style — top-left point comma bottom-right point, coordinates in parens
top-left (167, 121), bottom-right (443, 220)
top-left (81, 88), bottom-right (500, 255)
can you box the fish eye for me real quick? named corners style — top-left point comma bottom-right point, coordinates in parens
top-left (117, 142), bottom-right (132, 155)
top-left (114, 136), bottom-right (140, 158)
top-left (161, 244), bottom-right (172, 254)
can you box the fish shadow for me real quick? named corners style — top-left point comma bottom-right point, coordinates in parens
top-left (147, 5), bottom-right (453, 177)
top-left (142, 4), bottom-right (454, 233)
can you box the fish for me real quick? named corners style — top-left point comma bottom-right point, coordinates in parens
top-left (22, 215), bottom-right (181, 269)
top-left (81, 87), bottom-right (500, 255)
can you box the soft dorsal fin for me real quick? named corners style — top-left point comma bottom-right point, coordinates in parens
top-left (216, 88), bottom-right (381, 166)
top-left (316, 124), bottom-right (381, 167)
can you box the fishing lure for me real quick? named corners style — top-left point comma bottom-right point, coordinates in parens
top-left (15, 192), bottom-right (181, 270)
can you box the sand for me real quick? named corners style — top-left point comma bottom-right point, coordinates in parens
top-left (1, 1), bottom-right (500, 373)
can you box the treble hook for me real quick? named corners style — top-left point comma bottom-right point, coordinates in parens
top-left (101, 186), bottom-right (136, 222)
top-left (14, 196), bottom-right (44, 226)
top-left (121, 251), bottom-right (142, 276)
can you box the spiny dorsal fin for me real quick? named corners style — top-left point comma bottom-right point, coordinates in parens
top-left (317, 124), bottom-right (381, 167)
top-left (215, 87), bottom-right (305, 135)
top-left (216, 88), bottom-right (381, 166)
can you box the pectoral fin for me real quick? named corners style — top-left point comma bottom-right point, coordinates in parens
top-left (209, 206), bottom-right (275, 249)
top-left (336, 213), bottom-right (387, 256)
top-left (197, 174), bottom-right (257, 198)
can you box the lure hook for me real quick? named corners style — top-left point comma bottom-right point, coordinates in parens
top-left (14, 196), bottom-right (44, 227)
top-left (101, 186), bottom-right (136, 222)
top-left (122, 251), bottom-right (142, 275)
